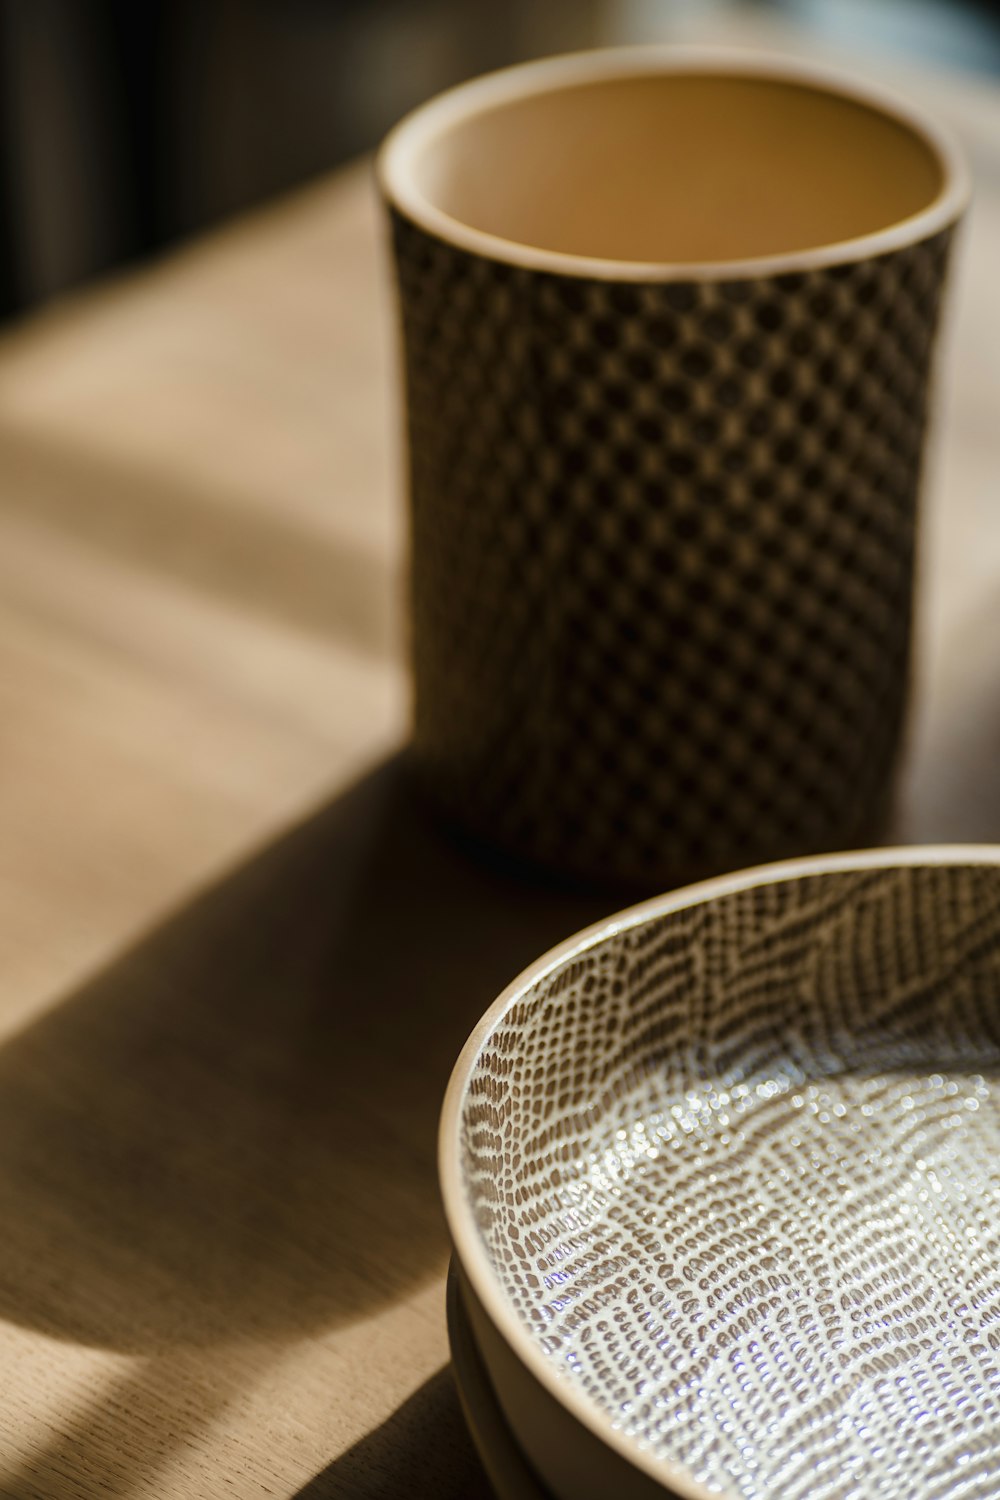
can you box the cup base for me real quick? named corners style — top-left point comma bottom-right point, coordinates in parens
top-left (407, 747), bottom-right (899, 896)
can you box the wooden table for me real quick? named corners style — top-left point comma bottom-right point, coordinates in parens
top-left (0, 35), bottom-right (998, 1500)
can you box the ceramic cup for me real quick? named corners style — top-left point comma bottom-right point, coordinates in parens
top-left (378, 48), bottom-right (969, 889)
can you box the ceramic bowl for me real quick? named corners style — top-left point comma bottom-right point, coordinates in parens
top-left (446, 1260), bottom-right (553, 1499)
top-left (440, 847), bottom-right (1000, 1500)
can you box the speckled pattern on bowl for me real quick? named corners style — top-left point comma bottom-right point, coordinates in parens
top-left (440, 848), bottom-right (1000, 1500)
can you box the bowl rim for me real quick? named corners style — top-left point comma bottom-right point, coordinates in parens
top-left (377, 45), bottom-right (970, 283)
top-left (439, 843), bottom-right (1000, 1500)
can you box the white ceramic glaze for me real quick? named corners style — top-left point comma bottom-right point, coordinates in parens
top-left (441, 847), bottom-right (1000, 1500)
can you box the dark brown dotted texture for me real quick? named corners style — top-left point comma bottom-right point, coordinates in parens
top-left (459, 862), bottom-right (1000, 1498)
top-left (391, 215), bottom-right (954, 886)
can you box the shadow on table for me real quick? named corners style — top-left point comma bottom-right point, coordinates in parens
top-left (0, 751), bottom-right (606, 1494)
top-left (294, 1365), bottom-right (493, 1500)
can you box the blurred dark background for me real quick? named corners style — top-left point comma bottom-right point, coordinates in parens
top-left (2, 0), bottom-right (1000, 320)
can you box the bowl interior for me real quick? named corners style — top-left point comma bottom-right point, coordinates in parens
top-left (456, 860), bottom-right (1000, 1498)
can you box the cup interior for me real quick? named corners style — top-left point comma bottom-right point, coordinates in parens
top-left (396, 66), bottom-right (947, 265)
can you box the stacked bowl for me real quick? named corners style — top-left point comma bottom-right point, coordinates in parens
top-left (440, 848), bottom-right (1000, 1499)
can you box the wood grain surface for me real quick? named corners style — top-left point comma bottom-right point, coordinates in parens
top-left (0, 29), bottom-right (998, 1500)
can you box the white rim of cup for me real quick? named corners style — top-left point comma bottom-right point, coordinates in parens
top-left (439, 844), bottom-right (1000, 1500)
top-left (377, 45), bottom-right (970, 281)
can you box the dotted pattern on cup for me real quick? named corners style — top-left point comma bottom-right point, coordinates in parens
top-left (391, 212), bottom-right (953, 886)
top-left (459, 861), bottom-right (1000, 1497)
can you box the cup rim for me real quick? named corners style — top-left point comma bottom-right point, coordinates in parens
top-left (377, 45), bottom-right (970, 282)
top-left (439, 843), bottom-right (1000, 1500)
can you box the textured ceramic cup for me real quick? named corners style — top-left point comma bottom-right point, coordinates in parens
top-left (378, 50), bottom-right (969, 889)
top-left (440, 846), bottom-right (1000, 1500)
